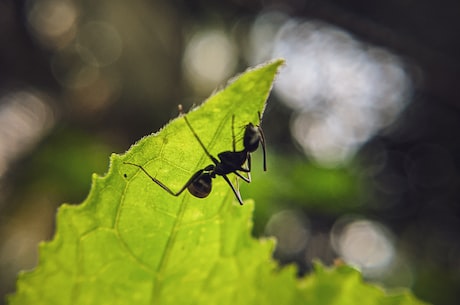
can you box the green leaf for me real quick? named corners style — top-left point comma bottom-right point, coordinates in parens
top-left (9, 59), bottom-right (428, 305)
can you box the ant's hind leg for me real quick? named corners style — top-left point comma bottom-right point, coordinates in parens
top-left (124, 161), bottom-right (197, 197)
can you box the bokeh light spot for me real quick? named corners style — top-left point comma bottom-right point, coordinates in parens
top-left (247, 11), bottom-right (289, 64)
top-left (331, 217), bottom-right (395, 275)
top-left (265, 210), bottom-right (310, 257)
top-left (249, 14), bottom-right (412, 166)
top-left (51, 45), bottom-right (99, 88)
top-left (183, 29), bottom-right (238, 93)
top-left (0, 90), bottom-right (55, 177)
top-left (26, 0), bottom-right (79, 49)
top-left (77, 21), bottom-right (123, 67)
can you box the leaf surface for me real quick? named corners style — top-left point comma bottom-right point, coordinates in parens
top-left (9, 59), bottom-right (428, 305)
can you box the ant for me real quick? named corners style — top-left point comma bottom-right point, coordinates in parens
top-left (124, 109), bottom-right (266, 205)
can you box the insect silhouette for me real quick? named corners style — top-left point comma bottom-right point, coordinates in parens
top-left (124, 111), bottom-right (266, 205)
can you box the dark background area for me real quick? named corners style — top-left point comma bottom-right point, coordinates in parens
top-left (1, 1), bottom-right (460, 304)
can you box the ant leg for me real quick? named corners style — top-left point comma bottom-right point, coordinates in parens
top-left (182, 116), bottom-right (219, 165)
top-left (245, 153), bottom-right (252, 182)
top-left (124, 162), bottom-right (202, 196)
top-left (247, 153), bottom-right (252, 172)
top-left (234, 171), bottom-right (251, 183)
top-left (221, 174), bottom-right (244, 205)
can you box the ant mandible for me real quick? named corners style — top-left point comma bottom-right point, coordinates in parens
top-left (124, 108), bottom-right (266, 205)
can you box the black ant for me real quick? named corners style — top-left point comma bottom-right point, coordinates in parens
top-left (124, 110), bottom-right (266, 205)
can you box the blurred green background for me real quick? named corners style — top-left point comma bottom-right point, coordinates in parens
top-left (1, 1), bottom-right (460, 304)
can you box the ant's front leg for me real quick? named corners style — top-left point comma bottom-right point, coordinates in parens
top-left (221, 174), bottom-right (244, 205)
top-left (234, 168), bottom-right (251, 183)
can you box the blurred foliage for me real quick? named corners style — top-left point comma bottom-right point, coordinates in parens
top-left (23, 127), bottom-right (113, 201)
top-left (242, 152), bottom-right (366, 233)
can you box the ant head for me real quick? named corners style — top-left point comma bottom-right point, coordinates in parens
top-left (243, 123), bottom-right (262, 153)
top-left (188, 173), bottom-right (212, 198)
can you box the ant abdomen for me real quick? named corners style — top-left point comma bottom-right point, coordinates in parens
top-left (188, 175), bottom-right (212, 198)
